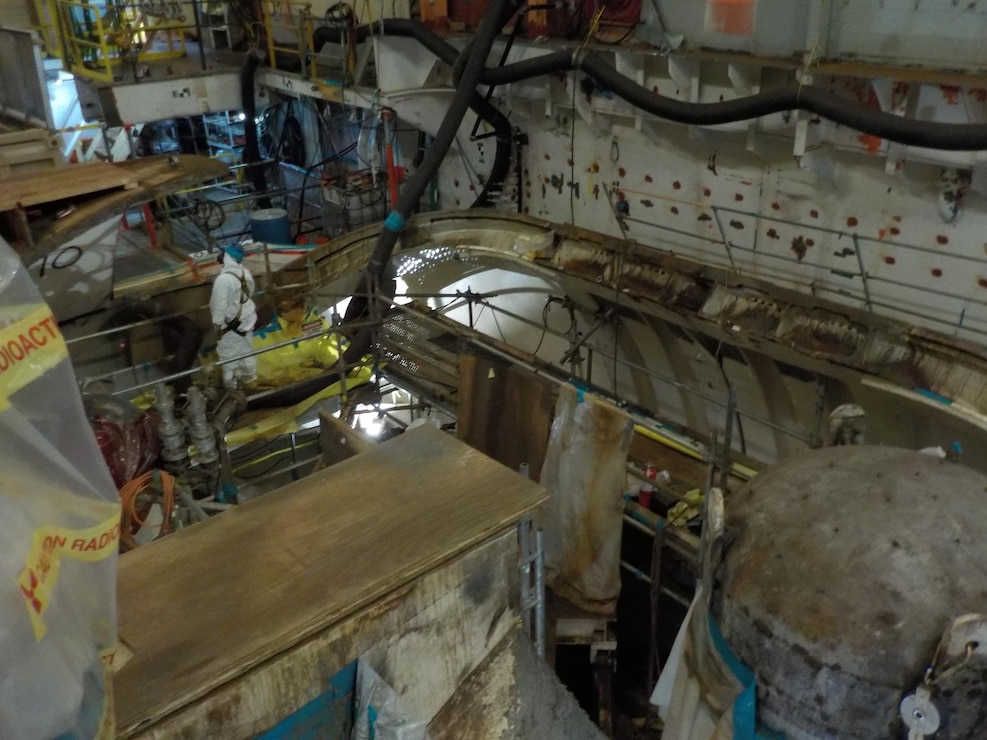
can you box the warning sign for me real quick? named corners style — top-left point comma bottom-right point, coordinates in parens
top-left (18, 508), bottom-right (121, 641)
top-left (0, 305), bottom-right (67, 411)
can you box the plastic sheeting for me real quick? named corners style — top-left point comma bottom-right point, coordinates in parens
top-left (540, 384), bottom-right (632, 614)
top-left (0, 237), bottom-right (119, 738)
top-left (353, 661), bottom-right (429, 740)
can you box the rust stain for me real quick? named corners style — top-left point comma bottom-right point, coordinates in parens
top-left (641, 199), bottom-right (654, 208)
top-left (979, 278), bottom-right (987, 289)
top-left (567, 158), bottom-right (573, 166)
top-left (884, 256), bottom-right (896, 265)
top-left (703, 187), bottom-right (712, 197)
top-left (858, 134), bottom-right (883, 154)
top-left (931, 268), bottom-right (943, 278)
top-left (698, 213), bottom-right (712, 222)
top-left (847, 217), bottom-right (858, 227)
top-left (810, 209), bottom-right (819, 219)
top-left (644, 174), bottom-right (653, 183)
top-left (806, 238), bottom-right (815, 247)
top-left (673, 181), bottom-right (682, 190)
top-left (766, 228), bottom-right (780, 240)
top-left (618, 167), bottom-right (626, 177)
top-left (941, 85), bottom-right (962, 104)
top-left (729, 219), bottom-right (745, 230)
top-left (936, 235), bottom-right (949, 245)
top-left (590, 162), bottom-right (600, 173)
top-left (892, 215), bottom-right (902, 222)
top-left (972, 88), bottom-right (987, 104)
top-left (791, 236), bottom-right (808, 261)
top-left (670, 206), bottom-right (679, 215)
top-left (735, 193), bottom-right (744, 202)
top-left (454, 179), bottom-right (459, 187)
top-left (652, 85), bottom-right (658, 93)
top-left (544, 153), bottom-right (551, 161)
top-left (890, 226), bottom-right (900, 236)
top-left (878, 228), bottom-right (887, 239)
top-left (771, 202), bottom-right (780, 210)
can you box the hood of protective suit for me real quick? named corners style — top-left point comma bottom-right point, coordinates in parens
top-left (221, 251), bottom-right (244, 270)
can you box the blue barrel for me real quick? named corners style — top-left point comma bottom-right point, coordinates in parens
top-left (250, 208), bottom-right (291, 244)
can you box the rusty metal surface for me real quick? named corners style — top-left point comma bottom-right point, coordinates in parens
top-left (283, 210), bottom-right (987, 416)
top-left (715, 445), bottom-right (987, 738)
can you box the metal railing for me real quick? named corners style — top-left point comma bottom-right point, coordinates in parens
top-left (263, 0), bottom-right (317, 78)
top-left (610, 187), bottom-right (987, 342)
top-left (57, 0), bottom-right (190, 82)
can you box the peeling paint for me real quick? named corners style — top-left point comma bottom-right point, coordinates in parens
top-left (858, 134), bottom-right (883, 154)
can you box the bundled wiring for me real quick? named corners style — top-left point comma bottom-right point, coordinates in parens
top-left (118, 470), bottom-right (176, 551)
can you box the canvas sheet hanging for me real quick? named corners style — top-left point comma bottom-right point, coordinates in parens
top-left (540, 384), bottom-right (632, 614)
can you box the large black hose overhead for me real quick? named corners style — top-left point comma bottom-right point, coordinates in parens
top-left (477, 51), bottom-right (987, 151)
top-left (341, 0), bottom-right (520, 329)
top-left (319, 20), bottom-right (987, 151)
top-left (314, 19), bottom-right (513, 208)
top-left (239, 52), bottom-right (272, 208)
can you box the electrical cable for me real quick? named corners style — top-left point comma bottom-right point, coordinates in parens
top-left (292, 141), bottom-right (359, 239)
top-left (118, 470), bottom-right (176, 551)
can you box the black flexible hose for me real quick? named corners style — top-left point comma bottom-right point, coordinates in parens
top-left (478, 51), bottom-right (987, 151)
top-left (314, 20), bottom-right (513, 207)
top-left (342, 0), bottom-right (518, 328)
top-left (320, 21), bottom-right (987, 150)
top-left (240, 52), bottom-right (272, 208)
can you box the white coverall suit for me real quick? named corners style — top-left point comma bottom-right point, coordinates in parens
top-left (210, 252), bottom-right (258, 388)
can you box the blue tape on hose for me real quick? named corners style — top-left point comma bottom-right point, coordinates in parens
top-left (708, 612), bottom-right (758, 740)
top-left (384, 211), bottom-right (405, 231)
top-left (577, 388), bottom-right (585, 403)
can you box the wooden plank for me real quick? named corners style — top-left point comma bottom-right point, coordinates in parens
top-left (115, 425), bottom-right (547, 734)
top-left (0, 161), bottom-right (137, 211)
top-left (457, 352), bottom-right (557, 481)
top-left (7, 154), bottom-right (229, 267)
top-left (123, 530), bottom-right (518, 739)
top-left (318, 409), bottom-right (377, 468)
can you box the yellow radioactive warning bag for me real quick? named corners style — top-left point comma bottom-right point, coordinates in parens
top-left (0, 237), bottom-right (119, 739)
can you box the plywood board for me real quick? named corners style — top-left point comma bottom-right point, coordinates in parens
top-left (114, 425), bottom-right (547, 733)
top-left (123, 531), bottom-right (517, 739)
top-left (5, 154), bottom-right (229, 267)
top-left (0, 161), bottom-right (137, 211)
top-left (457, 352), bottom-right (557, 482)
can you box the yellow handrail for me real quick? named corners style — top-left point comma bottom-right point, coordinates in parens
top-left (263, 1), bottom-right (316, 78)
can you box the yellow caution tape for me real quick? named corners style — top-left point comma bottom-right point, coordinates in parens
top-left (0, 305), bottom-right (68, 411)
top-left (17, 505), bottom-right (121, 641)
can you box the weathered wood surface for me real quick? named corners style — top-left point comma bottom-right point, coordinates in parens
top-left (6, 154), bottom-right (228, 266)
top-left (125, 530), bottom-right (519, 739)
top-left (318, 409), bottom-right (378, 469)
top-left (0, 160), bottom-right (137, 211)
top-left (115, 425), bottom-right (547, 735)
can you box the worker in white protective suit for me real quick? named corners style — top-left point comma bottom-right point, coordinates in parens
top-left (210, 243), bottom-right (258, 388)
